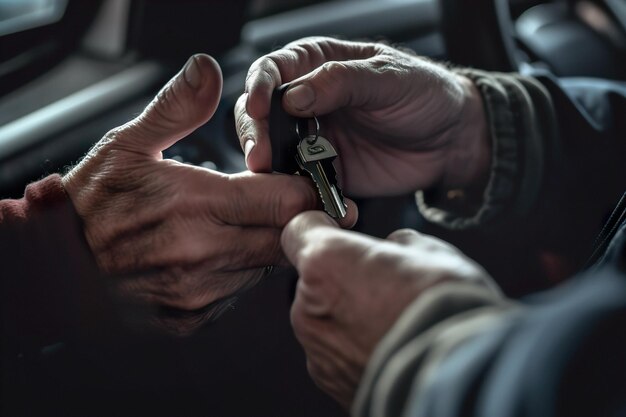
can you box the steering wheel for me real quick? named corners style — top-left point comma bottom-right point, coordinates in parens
top-left (442, 0), bottom-right (626, 79)
top-left (439, 0), bottom-right (521, 72)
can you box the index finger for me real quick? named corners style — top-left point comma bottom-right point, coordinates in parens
top-left (218, 171), bottom-right (358, 228)
top-left (235, 93), bottom-right (272, 172)
top-left (216, 172), bottom-right (319, 227)
top-left (239, 37), bottom-right (382, 172)
top-left (244, 37), bottom-right (382, 121)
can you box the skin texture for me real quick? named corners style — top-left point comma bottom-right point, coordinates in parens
top-left (236, 37), bottom-right (496, 404)
top-left (236, 36), bottom-right (491, 197)
top-left (281, 211), bottom-right (497, 408)
top-left (63, 54), bottom-right (357, 334)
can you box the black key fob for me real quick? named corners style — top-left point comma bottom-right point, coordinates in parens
top-left (269, 84), bottom-right (307, 174)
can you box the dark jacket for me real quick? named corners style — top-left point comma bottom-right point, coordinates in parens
top-left (1, 72), bottom-right (624, 417)
top-left (355, 73), bottom-right (626, 417)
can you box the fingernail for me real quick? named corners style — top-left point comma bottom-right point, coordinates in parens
top-left (183, 55), bottom-right (202, 89)
top-left (285, 84), bottom-right (315, 110)
top-left (244, 140), bottom-right (255, 164)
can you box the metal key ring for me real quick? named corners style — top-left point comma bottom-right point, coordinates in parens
top-left (295, 114), bottom-right (320, 145)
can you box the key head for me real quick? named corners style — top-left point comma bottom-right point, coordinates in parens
top-left (297, 136), bottom-right (338, 163)
top-left (295, 135), bottom-right (347, 220)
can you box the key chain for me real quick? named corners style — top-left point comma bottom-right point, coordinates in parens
top-left (295, 114), bottom-right (320, 145)
top-left (294, 115), bottom-right (347, 219)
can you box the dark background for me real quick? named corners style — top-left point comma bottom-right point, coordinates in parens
top-left (1, 0), bottom-right (625, 415)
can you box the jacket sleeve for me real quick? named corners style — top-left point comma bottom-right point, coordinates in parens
top-left (417, 71), bottom-right (626, 279)
top-left (0, 175), bottom-right (109, 400)
top-left (353, 254), bottom-right (626, 417)
top-left (353, 77), bottom-right (626, 417)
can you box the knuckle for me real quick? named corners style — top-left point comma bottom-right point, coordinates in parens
top-left (258, 63), bottom-right (277, 86)
top-left (275, 192), bottom-right (306, 226)
top-left (290, 299), bottom-right (306, 330)
top-left (297, 250), bottom-right (320, 283)
top-left (371, 40), bottom-right (388, 51)
top-left (370, 57), bottom-right (399, 76)
top-left (180, 295), bottom-right (208, 311)
top-left (290, 300), bottom-right (313, 342)
top-left (297, 236), bottom-right (338, 280)
top-left (248, 57), bottom-right (280, 88)
top-left (234, 94), bottom-right (247, 124)
top-left (85, 126), bottom-right (123, 158)
top-left (273, 181), bottom-right (316, 225)
top-left (316, 232), bottom-right (347, 254)
top-left (306, 357), bottom-right (335, 390)
top-left (235, 114), bottom-right (255, 145)
top-left (247, 57), bottom-right (274, 80)
top-left (287, 44), bottom-right (310, 59)
top-left (395, 228), bottom-right (417, 236)
top-left (422, 235), bottom-right (456, 253)
top-left (158, 269), bottom-right (188, 302)
top-left (245, 59), bottom-right (262, 84)
top-left (284, 36), bottom-right (320, 49)
top-left (150, 84), bottom-right (183, 124)
top-left (167, 279), bottom-right (208, 311)
top-left (320, 61), bottom-right (348, 79)
top-left (289, 42), bottom-right (320, 63)
top-left (293, 36), bottom-right (335, 57)
top-left (387, 228), bottom-right (419, 243)
top-left (306, 359), bottom-right (324, 381)
top-left (225, 175), bottom-right (248, 216)
top-left (156, 310), bottom-right (209, 337)
top-left (263, 235), bottom-right (283, 267)
top-left (103, 126), bottom-right (123, 143)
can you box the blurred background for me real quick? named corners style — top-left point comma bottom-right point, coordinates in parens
top-left (1, 0), bottom-right (624, 415)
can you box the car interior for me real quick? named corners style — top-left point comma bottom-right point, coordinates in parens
top-left (1, 0), bottom-right (625, 415)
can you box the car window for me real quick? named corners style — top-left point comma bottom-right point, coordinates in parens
top-left (0, 0), bottom-right (67, 36)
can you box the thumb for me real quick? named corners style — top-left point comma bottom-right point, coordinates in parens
top-left (282, 58), bottom-right (385, 117)
top-left (281, 211), bottom-right (339, 267)
top-left (116, 54), bottom-right (223, 157)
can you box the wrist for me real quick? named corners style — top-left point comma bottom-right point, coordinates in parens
top-left (442, 75), bottom-right (491, 193)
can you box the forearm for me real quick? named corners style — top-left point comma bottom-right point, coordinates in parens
top-left (353, 282), bottom-right (515, 417)
top-left (355, 259), bottom-right (626, 417)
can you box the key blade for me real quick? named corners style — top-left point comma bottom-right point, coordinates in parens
top-left (296, 135), bottom-right (347, 219)
top-left (299, 158), bottom-right (347, 219)
top-left (329, 183), bottom-right (347, 218)
top-left (316, 159), bottom-right (347, 219)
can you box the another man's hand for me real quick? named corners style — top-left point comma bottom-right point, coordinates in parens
top-left (282, 211), bottom-right (496, 408)
top-left (63, 54), bottom-right (357, 334)
top-left (237, 37), bottom-right (491, 197)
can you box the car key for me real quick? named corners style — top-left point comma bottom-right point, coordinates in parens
top-left (295, 129), bottom-right (347, 220)
top-left (269, 84), bottom-right (301, 174)
top-left (270, 85), bottom-right (347, 219)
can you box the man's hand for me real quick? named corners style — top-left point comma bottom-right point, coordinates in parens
top-left (63, 54), bottom-right (357, 334)
top-left (237, 37), bottom-right (491, 197)
top-left (282, 211), bottom-right (496, 407)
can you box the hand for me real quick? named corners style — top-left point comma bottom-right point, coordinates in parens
top-left (237, 37), bottom-right (490, 197)
top-left (281, 211), bottom-right (497, 407)
top-left (63, 54), bottom-right (358, 334)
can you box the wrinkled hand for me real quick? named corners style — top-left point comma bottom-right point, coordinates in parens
top-left (237, 37), bottom-right (490, 197)
top-left (63, 54), bottom-right (357, 334)
top-left (282, 211), bottom-right (496, 407)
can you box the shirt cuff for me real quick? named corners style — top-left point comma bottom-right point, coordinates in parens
top-left (416, 70), bottom-right (556, 230)
top-left (1, 175), bottom-right (106, 356)
top-left (353, 282), bottom-right (515, 417)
